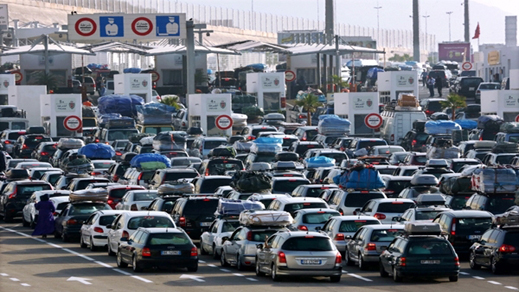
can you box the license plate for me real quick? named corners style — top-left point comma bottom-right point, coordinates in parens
top-left (469, 87), bottom-right (475, 91)
top-left (421, 260), bottom-right (440, 264)
top-left (161, 250), bottom-right (180, 255)
top-left (200, 222), bottom-right (212, 227)
top-left (468, 235), bottom-right (481, 240)
top-left (300, 259), bottom-right (321, 265)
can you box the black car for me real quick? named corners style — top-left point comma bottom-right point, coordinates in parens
top-left (31, 142), bottom-right (57, 162)
top-left (171, 196), bottom-right (220, 241)
top-left (289, 141), bottom-right (324, 158)
top-left (198, 158), bottom-right (243, 177)
top-left (0, 180), bottom-right (52, 222)
top-left (148, 168), bottom-right (200, 190)
top-left (14, 134), bottom-right (53, 158)
top-left (456, 77), bottom-right (484, 98)
top-left (54, 201), bottom-right (112, 242)
top-left (117, 227), bottom-right (198, 272)
top-left (400, 130), bottom-right (430, 152)
top-left (469, 217), bottom-right (519, 274)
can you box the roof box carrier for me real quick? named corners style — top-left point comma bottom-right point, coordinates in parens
top-left (239, 210), bottom-right (293, 227)
top-left (404, 222), bottom-right (442, 236)
top-left (416, 194), bottom-right (446, 206)
top-left (410, 174), bottom-right (438, 186)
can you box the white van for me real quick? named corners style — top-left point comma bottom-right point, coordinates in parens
top-left (380, 107), bottom-right (427, 145)
top-left (104, 80), bottom-right (114, 96)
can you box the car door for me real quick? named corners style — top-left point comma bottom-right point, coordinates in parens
top-left (121, 230), bottom-right (142, 262)
top-left (55, 205), bottom-right (69, 235)
top-left (108, 214), bottom-right (123, 252)
top-left (226, 228), bottom-right (245, 263)
top-left (472, 229), bottom-right (493, 266)
top-left (381, 238), bottom-right (402, 272)
top-left (81, 213), bottom-right (96, 243)
top-left (350, 228), bottom-right (367, 261)
top-left (259, 234), bottom-right (278, 269)
top-left (201, 220), bottom-right (218, 253)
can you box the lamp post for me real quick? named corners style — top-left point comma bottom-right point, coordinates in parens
top-left (446, 11), bottom-right (453, 41)
top-left (374, 3), bottom-right (382, 44)
top-left (422, 14), bottom-right (430, 52)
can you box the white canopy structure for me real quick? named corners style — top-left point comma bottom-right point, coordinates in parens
top-left (145, 45), bottom-right (240, 56)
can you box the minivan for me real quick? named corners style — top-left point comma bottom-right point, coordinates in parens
top-left (380, 109), bottom-right (427, 145)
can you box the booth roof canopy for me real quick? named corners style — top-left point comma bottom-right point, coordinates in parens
top-left (0, 43), bottom-right (95, 56)
top-left (145, 45), bottom-right (241, 56)
top-left (214, 40), bottom-right (290, 53)
top-left (79, 41), bottom-right (151, 54)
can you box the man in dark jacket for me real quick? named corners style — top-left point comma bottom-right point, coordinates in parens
top-left (436, 75), bottom-right (443, 97)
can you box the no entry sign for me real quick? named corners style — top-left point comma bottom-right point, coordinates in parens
top-left (215, 115), bottom-right (233, 130)
top-left (63, 115), bottom-right (82, 131)
top-left (364, 113), bottom-right (383, 129)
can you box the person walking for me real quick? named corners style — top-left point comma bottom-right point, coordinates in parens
top-left (421, 70), bottom-right (428, 87)
top-left (436, 75), bottom-right (444, 97)
top-left (427, 76), bottom-right (435, 97)
top-left (32, 194), bottom-right (55, 239)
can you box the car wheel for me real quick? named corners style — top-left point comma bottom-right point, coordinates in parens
top-left (54, 230), bottom-right (61, 239)
top-left (236, 254), bottom-right (244, 271)
top-left (22, 216), bottom-right (29, 227)
top-left (255, 258), bottom-right (265, 276)
top-left (271, 264), bottom-right (281, 281)
top-left (330, 275), bottom-right (341, 283)
top-left (90, 237), bottom-right (97, 252)
top-left (392, 266), bottom-right (403, 282)
top-left (345, 249), bottom-right (354, 266)
top-left (116, 251), bottom-right (128, 268)
top-left (469, 251), bottom-right (481, 270)
top-left (449, 275), bottom-right (459, 282)
top-left (379, 261), bottom-right (389, 277)
top-left (80, 235), bottom-right (87, 248)
top-left (107, 241), bottom-right (115, 256)
top-left (62, 233), bottom-right (69, 243)
top-left (187, 264), bottom-right (198, 272)
top-left (200, 244), bottom-right (208, 255)
top-left (358, 253), bottom-right (367, 270)
top-left (491, 257), bottom-right (502, 274)
top-left (220, 251), bottom-right (229, 267)
top-left (212, 244), bottom-right (219, 260)
top-left (132, 255), bottom-right (143, 272)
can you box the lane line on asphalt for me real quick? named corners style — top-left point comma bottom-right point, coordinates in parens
top-left (505, 286), bottom-right (519, 290)
top-left (220, 269), bottom-right (230, 272)
top-left (199, 260), bottom-right (206, 263)
top-left (131, 276), bottom-right (153, 283)
top-left (473, 276), bottom-right (485, 280)
top-left (0, 273), bottom-right (8, 276)
top-left (113, 269), bottom-right (132, 276)
top-left (232, 273), bottom-right (244, 277)
top-left (10, 278), bottom-right (20, 281)
top-left (207, 264), bottom-right (216, 268)
top-left (21, 283), bottom-right (31, 287)
top-left (95, 261), bottom-right (112, 268)
top-left (459, 272), bottom-right (470, 275)
top-left (488, 281), bottom-right (501, 285)
top-left (346, 273), bottom-right (373, 282)
top-left (246, 278), bottom-right (258, 281)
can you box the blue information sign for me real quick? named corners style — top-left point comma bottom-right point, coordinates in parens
top-left (155, 15), bottom-right (181, 37)
top-left (100, 16), bottom-right (124, 37)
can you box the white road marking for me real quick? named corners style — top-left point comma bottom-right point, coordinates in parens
top-left (220, 269), bottom-right (231, 272)
top-left (95, 261), bottom-right (112, 268)
top-left (67, 277), bottom-right (92, 285)
top-left (505, 287), bottom-right (519, 290)
top-left (207, 264), bottom-right (217, 268)
top-left (113, 269), bottom-right (132, 276)
top-left (246, 278), bottom-right (258, 281)
top-left (179, 274), bottom-right (205, 282)
top-left (488, 281), bottom-right (501, 285)
top-left (232, 273), bottom-right (244, 277)
top-left (473, 276), bottom-right (485, 280)
top-left (131, 276), bottom-right (153, 283)
top-left (199, 260), bottom-right (206, 263)
top-left (341, 270), bottom-right (348, 274)
top-left (459, 272), bottom-right (470, 275)
top-left (0, 273), bottom-right (8, 276)
top-left (10, 278), bottom-right (20, 281)
top-left (347, 273), bottom-right (373, 282)
top-left (21, 283), bottom-right (31, 287)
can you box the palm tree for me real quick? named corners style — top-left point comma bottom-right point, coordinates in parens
top-left (160, 95), bottom-right (182, 109)
top-left (330, 74), bottom-right (349, 92)
top-left (295, 93), bottom-right (322, 126)
top-left (440, 93), bottom-right (467, 120)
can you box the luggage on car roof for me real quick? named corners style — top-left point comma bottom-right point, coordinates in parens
top-left (499, 122), bottom-right (519, 133)
top-left (239, 210), bottom-right (293, 227)
top-left (69, 188), bottom-right (108, 202)
top-left (473, 140), bottom-right (496, 149)
top-left (491, 141), bottom-right (519, 154)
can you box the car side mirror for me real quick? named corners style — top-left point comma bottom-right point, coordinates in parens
top-left (256, 244), bottom-right (263, 249)
top-left (222, 236), bottom-right (229, 243)
top-left (120, 237), bottom-right (128, 242)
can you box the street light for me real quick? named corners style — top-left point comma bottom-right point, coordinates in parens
top-left (422, 14), bottom-right (430, 52)
top-left (374, 2), bottom-right (382, 44)
top-left (446, 11), bottom-right (453, 41)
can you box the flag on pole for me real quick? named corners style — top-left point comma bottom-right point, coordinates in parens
top-left (472, 23), bottom-right (480, 39)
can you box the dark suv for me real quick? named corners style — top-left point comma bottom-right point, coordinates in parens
top-left (0, 180), bottom-right (52, 222)
top-left (400, 131), bottom-right (430, 152)
top-left (14, 134), bottom-right (53, 158)
top-left (148, 168), bottom-right (199, 190)
top-left (465, 193), bottom-right (516, 215)
top-left (171, 196), bottom-right (220, 241)
top-left (456, 77), bottom-right (484, 98)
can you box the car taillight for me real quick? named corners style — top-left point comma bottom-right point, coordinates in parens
top-left (335, 252), bottom-right (342, 265)
top-left (107, 199), bottom-right (114, 207)
top-left (115, 151), bottom-right (122, 156)
top-left (411, 139), bottom-right (417, 146)
top-left (142, 247), bottom-right (151, 257)
top-left (113, 175), bottom-right (119, 182)
top-left (366, 243), bottom-right (377, 251)
top-left (247, 231), bottom-right (253, 241)
top-left (298, 114), bottom-right (307, 119)
top-left (384, 189), bottom-right (394, 194)
top-left (397, 257), bottom-right (406, 267)
top-left (156, 95), bottom-right (161, 101)
top-left (297, 225), bottom-right (308, 231)
top-left (278, 251), bottom-right (287, 263)
top-left (122, 230), bottom-right (130, 239)
top-left (4, 140), bottom-right (10, 144)
top-left (22, 144), bottom-right (28, 149)
top-left (95, 139), bottom-right (100, 143)
top-left (182, 121), bottom-right (186, 127)
top-left (451, 218), bottom-right (456, 236)
top-left (205, 169), bottom-right (210, 176)
top-left (190, 246), bottom-right (198, 257)
top-left (179, 217), bottom-right (186, 227)
top-left (94, 227), bottom-right (103, 233)
top-left (373, 213), bottom-right (386, 220)
top-left (41, 151), bottom-right (49, 156)
top-left (499, 244), bottom-right (516, 253)
top-left (425, 110), bottom-right (432, 115)
top-left (340, 146), bottom-right (345, 151)
top-left (137, 173), bottom-right (143, 181)
top-left (454, 256), bottom-right (460, 266)
top-left (335, 233), bottom-right (345, 241)
top-left (52, 212), bottom-right (58, 216)
top-left (66, 219), bottom-right (77, 225)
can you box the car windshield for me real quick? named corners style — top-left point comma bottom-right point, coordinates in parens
top-left (107, 130), bottom-right (139, 141)
top-left (284, 202), bottom-right (328, 214)
top-left (415, 210), bottom-right (444, 220)
top-left (200, 179), bottom-right (232, 193)
top-left (338, 220), bottom-right (380, 232)
top-left (99, 215), bottom-right (118, 226)
top-left (486, 197), bottom-right (516, 214)
top-left (376, 202), bottom-right (415, 213)
top-left (134, 192), bottom-right (158, 201)
top-left (370, 228), bottom-right (404, 241)
top-left (272, 180), bottom-right (309, 193)
top-left (69, 203), bottom-right (111, 215)
top-left (83, 119), bottom-right (97, 127)
top-left (456, 217), bottom-right (492, 233)
top-left (302, 212), bottom-right (340, 224)
top-left (407, 240), bottom-right (452, 255)
top-left (148, 233), bottom-right (191, 245)
top-left (222, 221), bottom-right (240, 232)
top-left (127, 216), bottom-right (174, 229)
top-left (344, 193), bottom-right (385, 207)
top-left (281, 237), bottom-right (333, 251)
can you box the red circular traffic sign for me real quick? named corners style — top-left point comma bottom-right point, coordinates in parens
top-left (285, 70), bottom-right (296, 82)
top-left (462, 62), bottom-right (473, 71)
top-left (150, 71), bottom-right (160, 82)
top-left (132, 17), bottom-right (153, 36)
top-left (63, 115), bottom-right (82, 131)
top-left (215, 115), bottom-right (233, 130)
top-left (75, 18), bottom-right (97, 37)
top-left (515, 114), bottom-right (519, 122)
top-left (364, 113), bottom-right (383, 129)
top-left (13, 71), bottom-right (23, 83)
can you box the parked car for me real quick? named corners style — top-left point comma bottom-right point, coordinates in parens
top-left (200, 218), bottom-right (240, 259)
top-left (80, 210), bottom-right (122, 251)
top-left (54, 201), bottom-right (112, 242)
top-left (0, 180), bottom-right (53, 222)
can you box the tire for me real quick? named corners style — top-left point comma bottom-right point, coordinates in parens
top-left (236, 254), bottom-right (244, 271)
top-left (212, 244), bottom-right (219, 260)
top-left (271, 264), bottom-right (281, 281)
top-left (90, 237), bottom-right (97, 252)
top-left (449, 275), bottom-right (459, 282)
top-left (345, 249), bottom-right (354, 266)
top-left (200, 244), bottom-right (208, 255)
top-left (54, 231), bottom-right (61, 239)
top-left (330, 275), bottom-right (341, 283)
top-left (62, 233), bottom-right (69, 243)
top-left (80, 235), bottom-right (87, 248)
top-left (22, 216), bottom-right (29, 227)
top-left (379, 261), bottom-right (389, 277)
top-left (469, 251), bottom-right (481, 270)
top-left (132, 255), bottom-right (143, 273)
top-left (392, 266), bottom-right (403, 282)
top-left (358, 254), bottom-right (367, 270)
top-left (220, 251), bottom-right (229, 267)
top-left (255, 258), bottom-right (265, 276)
top-left (491, 257), bottom-right (502, 275)
top-left (187, 264), bottom-right (198, 272)
top-left (116, 251), bottom-right (128, 268)
top-left (107, 241), bottom-right (115, 256)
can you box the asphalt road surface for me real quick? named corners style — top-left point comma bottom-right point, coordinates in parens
top-left (1, 221), bottom-right (518, 292)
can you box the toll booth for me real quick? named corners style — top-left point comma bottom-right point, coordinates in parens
top-left (40, 94), bottom-right (83, 137)
top-left (334, 92), bottom-right (379, 135)
top-left (114, 73), bottom-right (153, 103)
top-left (187, 94), bottom-right (232, 137)
top-left (377, 71), bottom-right (420, 104)
top-left (8, 85), bottom-right (47, 127)
top-left (246, 72), bottom-right (287, 113)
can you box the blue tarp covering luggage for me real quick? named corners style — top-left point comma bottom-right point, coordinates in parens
top-left (215, 199), bottom-right (265, 217)
top-left (254, 137), bottom-right (283, 144)
top-left (130, 153), bottom-right (171, 170)
top-left (455, 119), bottom-right (478, 129)
top-left (345, 167), bottom-right (385, 189)
top-left (318, 114), bottom-right (339, 121)
top-left (78, 143), bottom-right (116, 159)
top-left (136, 103), bottom-right (177, 124)
top-left (123, 68), bottom-right (142, 73)
top-left (98, 95), bottom-right (145, 117)
top-left (318, 116), bottom-right (351, 136)
top-left (424, 120), bottom-right (462, 134)
top-left (305, 156), bottom-right (335, 168)
top-left (367, 67), bottom-right (384, 79)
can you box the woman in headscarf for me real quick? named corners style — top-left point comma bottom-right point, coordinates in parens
top-left (32, 194), bottom-right (55, 239)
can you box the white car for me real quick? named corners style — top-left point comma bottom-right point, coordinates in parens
top-left (15, 162), bottom-right (52, 170)
top-left (22, 190), bottom-right (71, 228)
top-left (200, 218), bottom-right (240, 259)
top-left (91, 160), bottom-right (116, 177)
top-left (106, 211), bottom-right (176, 256)
top-left (151, 89), bottom-right (161, 103)
top-left (80, 210), bottom-right (123, 251)
top-left (115, 190), bottom-right (159, 211)
top-left (49, 196), bottom-right (70, 219)
top-left (358, 198), bottom-right (416, 224)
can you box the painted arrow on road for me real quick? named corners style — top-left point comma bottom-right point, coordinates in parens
top-left (179, 274), bottom-right (205, 282)
top-left (67, 277), bottom-right (92, 285)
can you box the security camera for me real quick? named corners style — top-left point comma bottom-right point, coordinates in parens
top-left (206, 32), bottom-right (210, 37)
top-left (59, 34), bottom-right (63, 38)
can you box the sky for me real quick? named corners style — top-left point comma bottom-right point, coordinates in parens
top-left (176, 0), bottom-right (518, 46)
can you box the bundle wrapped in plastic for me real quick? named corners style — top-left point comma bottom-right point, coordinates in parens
top-left (427, 146), bottom-right (460, 159)
top-left (254, 137), bottom-right (283, 144)
top-left (250, 142), bottom-right (282, 154)
top-left (57, 138), bottom-right (84, 150)
top-left (424, 120), bottom-right (462, 134)
top-left (318, 116), bottom-right (351, 136)
top-left (499, 122), bottom-right (519, 133)
top-left (230, 171), bottom-right (272, 192)
top-left (152, 132), bottom-right (186, 151)
top-left (215, 199), bottom-right (265, 217)
top-left (455, 119), bottom-right (478, 130)
top-left (78, 143), bottom-right (116, 159)
top-left (471, 167), bottom-right (518, 194)
top-left (140, 136), bottom-right (154, 146)
top-left (477, 115), bottom-right (503, 130)
top-left (345, 164), bottom-right (385, 189)
top-left (136, 103), bottom-right (178, 125)
top-left (130, 153), bottom-right (171, 170)
top-left (208, 146), bottom-right (236, 158)
top-left (157, 183), bottom-right (194, 196)
top-left (97, 113), bottom-right (122, 128)
top-left (305, 156), bottom-right (335, 168)
top-left (233, 141), bottom-right (253, 153)
top-left (129, 133), bottom-right (153, 143)
top-left (97, 95), bottom-right (145, 117)
top-left (70, 188), bottom-right (108, 202)
top-left (239, 210), bottom-right (293, 227)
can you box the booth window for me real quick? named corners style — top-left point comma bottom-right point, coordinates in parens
top-left (263, 92), bottom-right (280, 112)
top-left (296, 68), bottom-right (316, 85)
top-left (163, 70), bottom-right (183, 85)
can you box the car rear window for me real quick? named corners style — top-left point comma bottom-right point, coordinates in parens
top-left (485, 196), bottom-right (516, 214)
top-left (164, 172), bottom-right (198, 182)
top-left (183, 199), bottom-right (219, 215)
top-left (357, 140), bottom-right (387, 149)
top-left (109, 189), bottom-right (134, 199)
top-left (377, 202), bottom-right (415, 213)
top-left (415, 210), bottom-right (444, 220)
top-left (77, 179), bottom-right (109, 190)
top-left (414, 155), bottom-right (428, 164)
top-left (302, 211), bottom-right (340, 224)
top-left (415, 133), bottom-right (430, 143)
top-left (426, 102), bottom-right (442, 112)
top-left (134, 192), bottom-right (158, 201)
top-left (127, 216), bottom-right (174, 229)
top-left (69, 203), bottom-right (111, 215)
top-left (377, 168), bottom-right (396, 175)
top-left (344, 193), bottom-right (385, 207)
top-left (456, 217), bottom-right (492, 233)
top-left (338, 220), bottom-right (380, 232)
top-left (479, 84), bottom-right (499, 90)
top-left (8, 132), bottom-right (24, 140)
top-left (386, 181), bottom-right (410, 196)
top-left (295, 144), bottom-right (323, 156)
top-left (407, 240), bottom-right (452, 255)
top-left (18, 184), bottom-right (52, 196)
top-left (200, 179), bottom-right (232, 193)
top-left (370, 228), bottom-right (404, 241)
top-left (204, 140), bottom-right (227, 149)
top-left (25, 136), bottom-right (52, 146)
top-left (83, 119), bottom-right (97, 127)
top-left (45, 173), bottom-right (61, 184)
top-left (281, 237), bottom-right (333, 251)
top-left (304, 130), bottom-right (318, 140)
top-left (93, 161), bottom-right (115, 169)
top-left (99, 215), bottom-right (118, 226)
top-left (281, 138), bottom-right (298, 147)
top-left (43, 144), bottom-right (57, 152)
top-left (447, 196), bottom-right (470, 210)
top-left (495, 155), bottom-right (515, 165)
top-left (148, 233), bottom-right (191, 245)
top-left (284, 202), bottom-right (328, 214)
top-left (504, 232), bottom-right (519, 246)
top-left (272, 180), bottom-right (309, 194)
